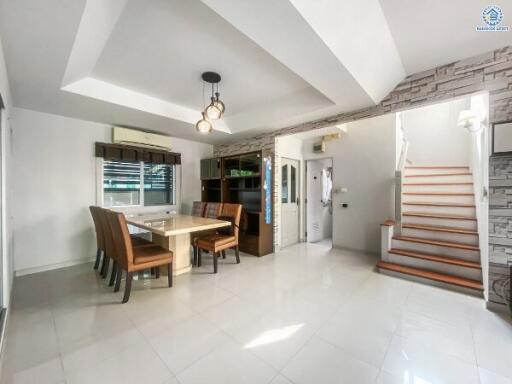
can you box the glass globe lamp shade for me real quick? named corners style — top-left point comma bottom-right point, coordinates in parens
top-left (195, 112), bottom-right (213, 134)
top-left (205, 97), bottom-right (222, 120)
top-left (214, 92), bottom-right (225, 115)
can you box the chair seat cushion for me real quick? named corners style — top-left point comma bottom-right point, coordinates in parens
top-left (133, 245), bottom-right (172, 265)
top-left (190, 229), bottom-right (217, 246)
top-left (197, 235), bottom-right (236, 250)
top-left (131, 235), bottom-right (153, 247)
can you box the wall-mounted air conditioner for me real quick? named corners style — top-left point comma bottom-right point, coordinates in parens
top-left (112, 127), bottom-right (172, 151)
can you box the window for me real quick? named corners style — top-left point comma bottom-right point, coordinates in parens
top-left (102, 160), bottom-right (176, 207)
top-left (281, 165), bottom-right (288, 203)
top-left (144, 163), bottom-right (175, 206)
top-left (290, 165), bottom-right (296, 203)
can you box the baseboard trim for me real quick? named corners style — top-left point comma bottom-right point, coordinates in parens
top-left (486, 300), bottom-right (511, 314)
top-left (15, 257), bottom-right (95, 277)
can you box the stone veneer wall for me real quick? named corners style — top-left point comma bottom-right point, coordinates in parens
top-left (214, 46), bottom-right (512, 307)
top-left (489, 155), bottom-right (512, 308)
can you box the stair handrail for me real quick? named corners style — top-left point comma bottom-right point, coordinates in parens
top-left (395, 138), bottom-right (409, 235)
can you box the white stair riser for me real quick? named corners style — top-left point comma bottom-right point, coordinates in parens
top-left (403, 194), bottom-right (475, 204)
top-left (378, 269), bottom-right (483, 297)
top-left (402, 215), bottom-right (478, 230)
top-left (402, 204), bottom-right (476, 216)
top-left (404, 175), bottom-right (473, 183)
top-left (404, 168), bottom-right (470, 176)
top-left (392, 238), bottom-right (480, 261)
top-left (401, 228), bottom-right (479, 245)
top-left (403, 184), bottom-right (474, 193)
top-left (387, 253), bottom-right (482, 280)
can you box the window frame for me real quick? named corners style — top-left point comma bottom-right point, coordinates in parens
top-left (96, 157), bottom-right (181, 212)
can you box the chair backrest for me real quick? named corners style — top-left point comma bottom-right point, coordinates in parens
top-left (192, 201), bottom-right (206, 217)
top-left (96, 207), bottom-right (117, 261)
top-left (107, 210), bottom-right (134, 268)
top-left (204, 202), bottom-right (222, 219)
top-left (219, 203), bottom-right (242, 240)
top-left (89, 206), bottom-right (104, 251)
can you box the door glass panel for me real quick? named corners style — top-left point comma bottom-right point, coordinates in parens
top-left (281, 165), bottom-right (288, 203)
top-left (290, 165), bottom-right (296, 203)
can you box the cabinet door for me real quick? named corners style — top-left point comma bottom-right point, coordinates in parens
top-left (210, 158), bottom-right (221, 179)
top-left (200, 159), bottom-right (211, 180)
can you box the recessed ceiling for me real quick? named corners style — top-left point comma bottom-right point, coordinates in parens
top-left (379, 0), bottom-right (512, 74)
top-left (0, 0), bottom-right (510, 144)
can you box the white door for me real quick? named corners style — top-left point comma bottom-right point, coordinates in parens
top-left (281, 158), bottom-right (300, 248)
top-left (306, 158), bottom-right (333, 243)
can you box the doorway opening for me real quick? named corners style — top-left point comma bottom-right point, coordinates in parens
top-left (306, 158), bottom-right (333, 248)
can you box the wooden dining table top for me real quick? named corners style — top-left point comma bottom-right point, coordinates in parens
top-left (125, 213), bottom-right (231, 237)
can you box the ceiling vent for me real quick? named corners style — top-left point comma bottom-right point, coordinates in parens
top-left (112, 127), bottom-right (172, 151)
top-left (312, 141), bottom-right (325, 153)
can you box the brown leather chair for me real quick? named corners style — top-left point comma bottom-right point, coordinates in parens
top-left (96, 208), bottom-right (153, 284)
top-left (89, 206), bottom-right (105, 271)
top-left (107, 210), bottom-right (173, 303)
top-left (203, 202), bottom-right (222, 219)
top-left (196, 203), bottom-right (242, 273)
top-left (191, 201), bottom-right (206, 217)
top-left (191, 202), bottom-right (222, 266)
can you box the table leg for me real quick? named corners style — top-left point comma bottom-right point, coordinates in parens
top-left (152, 233), bottom-right (192, 276)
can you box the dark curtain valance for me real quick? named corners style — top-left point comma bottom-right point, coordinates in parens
top-left (95, 142), bottom-right (181, 165)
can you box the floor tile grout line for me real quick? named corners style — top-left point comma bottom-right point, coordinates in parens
top-left (45, 274), bottom-right (68, 384)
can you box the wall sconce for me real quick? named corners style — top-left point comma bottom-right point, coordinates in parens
top-left (457, 110), bottom-right (482, 133)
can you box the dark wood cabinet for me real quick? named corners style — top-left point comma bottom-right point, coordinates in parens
top-left (200, 151), bottom-right (273, 256)
top-left (200, 158), bottom-right (221, 180)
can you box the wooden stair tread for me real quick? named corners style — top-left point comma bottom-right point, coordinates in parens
top-left (405, 166), bottom-right (469, 169)
top-left (377, 261), bottom-right (483, 291)
top-left (389, 248), bottom-right (481, 269)
top-left (403, 182), bottom-right (473, 186)
top-left (393, 235), bottom-right (480, 251)
top-left (402, 212), bottom-right (477, 221)
top-left (402, 202), bottom-right (475, 207)
top-left (402, 223), bottom-right (478, 235)
top-left (403, 192), bottom-right (474, 196)
top-left (405, 173), bottom-right (472, 178)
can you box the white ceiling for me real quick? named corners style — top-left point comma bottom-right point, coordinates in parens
top-left (380, 0), bottom-right (512, 74)
top-left (0, 0), bottom-right (510, 144)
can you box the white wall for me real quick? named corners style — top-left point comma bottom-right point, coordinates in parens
top-left (0, 34), bottom-right (13, 307)
top-left (301, 114), bottom-right (397, 253)
top-left (11, 108), bottom-right (212, 274)
top-left (402, 98), bottom-right (471, 165)
top-left (470, 93), bottom-right (490, 301)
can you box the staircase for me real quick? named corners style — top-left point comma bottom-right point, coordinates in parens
top-left (378, 165), bottom-right (484, 296)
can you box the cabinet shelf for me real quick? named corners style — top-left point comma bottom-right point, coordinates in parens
top-left (200, 150), bottom-right (272, 256)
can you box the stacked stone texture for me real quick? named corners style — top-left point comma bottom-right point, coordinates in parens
top-left (213, 46), bottom-right (512, 304)
top-left (489, 155), bottom-right (512, 307)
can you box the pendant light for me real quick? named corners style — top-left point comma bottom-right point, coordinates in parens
top-left (205, 83), bottom-right (225, 119)
top-left (195, 112), bottom-right (213, 134)
top-left (195, 72), bottom-right (226, 134)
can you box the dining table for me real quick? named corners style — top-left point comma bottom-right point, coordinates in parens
top-left (126, 213), bottom-right (231, 275)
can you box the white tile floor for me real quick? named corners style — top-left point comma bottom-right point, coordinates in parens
top-left (2, 242), bottom-right (512, 384)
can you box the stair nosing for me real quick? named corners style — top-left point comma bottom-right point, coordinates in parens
top-left (403, 192), bottom-right (474, 196)
top-left (402, 212), bottom-right (477, 221)
top-left (403, 182), bottom-right (473, 186)
top-left (377, 261), bottom-right (483, 290)
top-left (402, 223), bottom-right (478, 235)
top-left (405, 173), bottom-right (472, 178)
top-left (402, 202), bottom-right (476, 208)
top-left (389, 248), bottom-right (481, 269)
top-left (392, 235), bottom-right (480, 251)
top-left (405, 166), bottom-right (470, 169)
